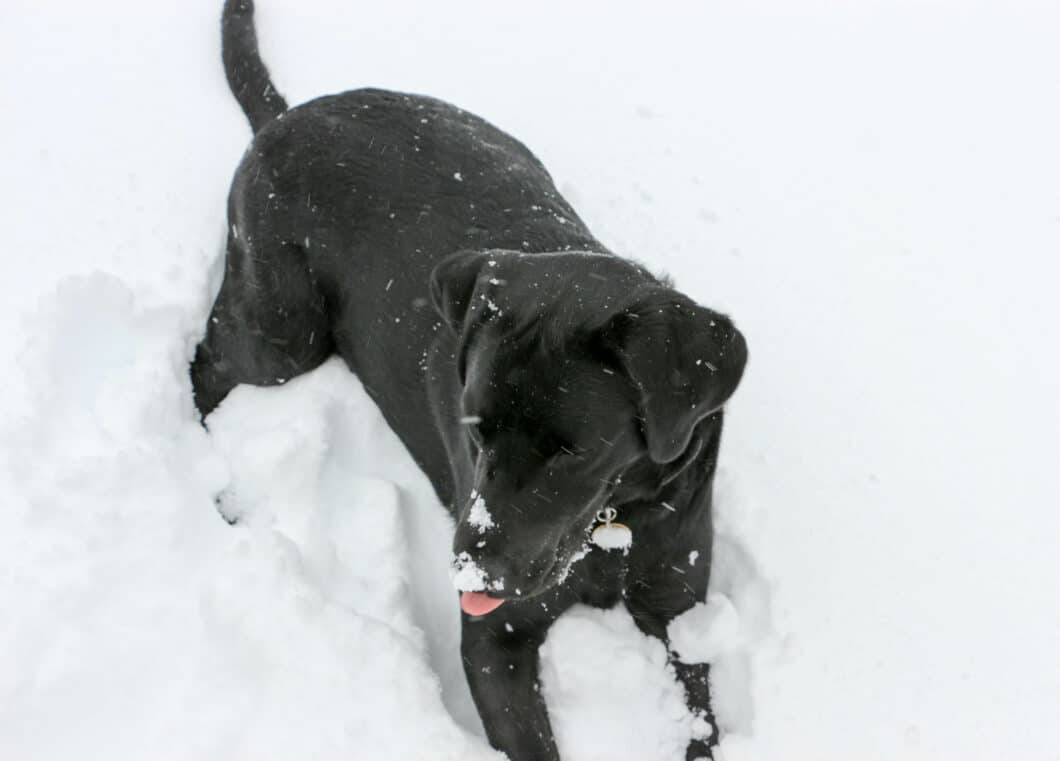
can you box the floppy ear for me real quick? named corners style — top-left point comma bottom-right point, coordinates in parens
top-left (429, 250), bottom-right (488, 333)
top-left (608, 291), bottom-right (748, 464)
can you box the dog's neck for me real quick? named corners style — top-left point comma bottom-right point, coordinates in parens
top-left (610, 414), bottom-right (722, 525)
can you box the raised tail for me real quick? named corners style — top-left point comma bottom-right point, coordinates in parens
top-left (221, 0), bottom-right (287, 133)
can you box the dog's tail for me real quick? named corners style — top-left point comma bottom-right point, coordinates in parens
top-left (221, 0), bottom-right (287, 133)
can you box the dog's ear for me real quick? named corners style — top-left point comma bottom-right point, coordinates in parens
top-left (605, 290), bottom-right (748, 464)
top-left (429, 250), bottom-right (488, 333)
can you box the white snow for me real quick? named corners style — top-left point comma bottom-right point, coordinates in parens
top-left (539, 606), bottom-right (695, 761)
top-left (670, 597), bottom-right (745, 674)
top-left (467, 493), bottom-right (495, 533)
top-left (451, 552), bottom-right (489, 592)
top-left (2, 1), bottom-right (1059, 761)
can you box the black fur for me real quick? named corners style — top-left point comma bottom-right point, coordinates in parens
top-left (194, 3), bottom-right (748, 759)
top-left (221, 0), bottom-right (287, 132)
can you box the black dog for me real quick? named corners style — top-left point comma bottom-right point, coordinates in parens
top-left (193, 2), bottom-right (748, 759)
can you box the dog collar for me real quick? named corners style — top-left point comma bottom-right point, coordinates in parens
top-left (590, 506), bottom-right (633, 551)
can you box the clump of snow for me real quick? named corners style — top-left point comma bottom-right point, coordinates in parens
top-left (451, 552), bottom-right (488, 592)
top-left (480, 292), bottom-right (503, 315)
top-left (540, 606), bottom-right (695, 761)
top-left (451, 552), bottom-right (504, 593)
top-left (467, 493), bottom-right (495, 533)
top-left (669, 594), bottom-right (743, 663)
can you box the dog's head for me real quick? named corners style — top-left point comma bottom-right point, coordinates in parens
top-left (430, 249), bottom-right (747, 604)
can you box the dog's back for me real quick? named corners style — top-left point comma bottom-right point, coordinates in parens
top-left (202, 1), bottom-right (614, 504)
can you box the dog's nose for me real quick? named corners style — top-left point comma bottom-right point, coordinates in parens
top-left (451, 490), bottom-right (548, 594)
top-left (450, 542), bottom-right (518, 594)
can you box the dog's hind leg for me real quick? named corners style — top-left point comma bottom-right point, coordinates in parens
top-left (191, 231), bottom-right (333, 419)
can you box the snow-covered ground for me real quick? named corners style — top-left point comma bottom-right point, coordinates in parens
top-left (2, 1), bottom-right (1059, 760)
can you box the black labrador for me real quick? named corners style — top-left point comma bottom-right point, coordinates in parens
top-left (193, 2), bottom-right (748, 759)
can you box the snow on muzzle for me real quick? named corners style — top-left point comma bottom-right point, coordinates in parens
top-left (450, 552), bottom-right (509, 616)
top-left (449, 491), bottom-right (563, 615)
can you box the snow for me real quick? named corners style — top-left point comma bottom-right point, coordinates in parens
top-left (467, 493), bottom-right (495, 533)
top-left (669, 596), bottom-right (744, 665)
top-left (2, 1), bottom-right (1059, 760)
top-left (539, 606), bottom-right (695, 761)
top-left (452, 551), bottom-right (494, 593)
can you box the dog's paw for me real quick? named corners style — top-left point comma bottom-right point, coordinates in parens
top-left (686, 718), bottom-right (717, 761)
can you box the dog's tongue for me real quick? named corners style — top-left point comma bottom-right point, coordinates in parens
top-left (461, 592), bottom-right (505, 616)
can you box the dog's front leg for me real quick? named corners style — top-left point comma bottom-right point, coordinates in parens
top-left (461, 615), bottom-right (560, 761)
top-left (626, 563), bottom-right (718, 761)
top-left (670, 659), bottom-right (717, 761)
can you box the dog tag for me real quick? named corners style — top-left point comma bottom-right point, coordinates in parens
top-left (591, 521), bottom-right (632, 551)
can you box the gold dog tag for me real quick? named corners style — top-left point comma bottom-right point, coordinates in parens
top-left (591, 521), bottom-right (632, 551)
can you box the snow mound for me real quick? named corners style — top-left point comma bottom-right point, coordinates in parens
top-left (0, 273), bottom-right (770, 761)
top-left (540, 606), bottom-right (693, 761)
top-left (0, 275), bottom-right (498, 761)
top-left (0, 271), bottom-right (772, 761)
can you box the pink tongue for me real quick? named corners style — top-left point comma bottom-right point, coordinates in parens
top-left (461, 592), bottom-right (505, 616)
